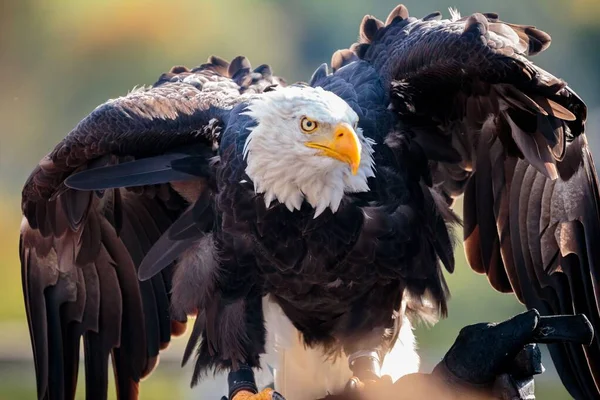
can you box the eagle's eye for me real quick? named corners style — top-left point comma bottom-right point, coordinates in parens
top-left (300, 117), bottom-right (318, 133)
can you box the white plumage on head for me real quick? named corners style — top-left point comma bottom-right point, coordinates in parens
top-left (242, 85), bottom-right (375, 217)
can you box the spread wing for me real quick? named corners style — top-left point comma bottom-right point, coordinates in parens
top-left (20, 56), bottom-right (283, 400)
top-left (344, 5), bottom-right (600, 399)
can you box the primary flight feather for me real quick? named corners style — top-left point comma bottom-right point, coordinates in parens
top-left (20, 5), bottom-right (600, 400)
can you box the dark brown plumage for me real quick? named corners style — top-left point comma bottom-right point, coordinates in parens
top-left (19, 5), bottom-right (600, 400)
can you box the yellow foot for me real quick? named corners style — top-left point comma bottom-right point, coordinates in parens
top-left (233, 388), bottom-right (276, 400)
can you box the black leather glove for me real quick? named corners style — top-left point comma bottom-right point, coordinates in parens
top-left (432, 309), bottom-right (593, 400)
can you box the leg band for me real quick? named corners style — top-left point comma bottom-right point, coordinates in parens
top-left (348, 350), bottom-right (381, 381)
top-left (228, 364), bottom-right (258, 398)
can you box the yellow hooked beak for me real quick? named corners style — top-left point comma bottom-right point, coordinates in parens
top-left (305, 122), bottom-right (362, 175)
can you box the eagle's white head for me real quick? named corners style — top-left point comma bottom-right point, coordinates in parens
top-left (243, 85), bottom-right (375, 217)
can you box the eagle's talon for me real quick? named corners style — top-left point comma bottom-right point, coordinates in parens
top-left (272, 391), bottom-right (286, 400)
top-left (344, 375), bottom-right (393, 394)
top-left (344, 376), bottom-right (366, 391)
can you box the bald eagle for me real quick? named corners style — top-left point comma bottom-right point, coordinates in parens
top-left (20, 5), bottom-right (600, 400)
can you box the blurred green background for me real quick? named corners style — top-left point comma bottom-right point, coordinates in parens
top-left (2, 0), bottom-right (600, 399)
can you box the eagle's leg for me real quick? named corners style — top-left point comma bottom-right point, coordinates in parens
top-left (191, 289), bottom-right (280, 399)
top-left (209, 294), bottom-right (284, 400)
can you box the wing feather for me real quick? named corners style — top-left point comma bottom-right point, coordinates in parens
top-left (20, 56), bottom-right (284, 399)
top-left (346, 7), bottom-right (600, 398)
